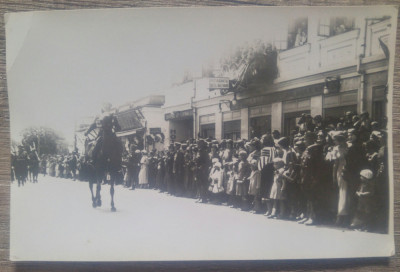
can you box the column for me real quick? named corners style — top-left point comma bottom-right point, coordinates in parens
top-left (215, 111), bottom-right (222, 141)
top-left (310, 95), bottom-right (323, 116)
top-left (271, 102), bottom-right (282, 133)
top-left (240, 107), bottom-right (249, 140)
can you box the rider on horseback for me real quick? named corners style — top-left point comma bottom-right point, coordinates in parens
top-left (85, 103), bottom-right (123, 211)
top-left (84, 102), bottom-right (122, 165)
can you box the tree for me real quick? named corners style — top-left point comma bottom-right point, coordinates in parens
top-left (20, 126), bottom-right (69, 156)
top-left (219, 40), bottom-right (278, 93)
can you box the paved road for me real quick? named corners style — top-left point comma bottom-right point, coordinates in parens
top-left (10, 176), bottom-right (393, 261)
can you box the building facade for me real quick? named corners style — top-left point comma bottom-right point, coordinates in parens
top-left (179, 13), bottom-right (393, 142)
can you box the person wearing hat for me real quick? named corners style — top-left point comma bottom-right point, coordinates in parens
top-left (248, 159), bottom-right (262, 213)
top-left (165, 145), bottom-right (175, 195)
top-left (359, 111), bottom-right (372, 132)
top-left (350, 169), bottom-right (375, 230)
top-left (343, 111), bottom-right (354, 130)
top-left (259, 134), bottom-right (277, 216)
top-left (173, 142), bottom-right (185, 196)
top-left (68, 151), bottom-right (78, 181)
top-left (221, 139), bottom-right (233, 166)
top-left (209, 144), bottom-right (220, 162)
top-left (235, 150), bottom-right (251, 210)
top-left (266, 158), bottom-right (286, 219)
top-left (155, 152), bottom-right (166, 192)
top-left (375, 130), bottom-right (389, 232)
top-left (183, 144), bottom-right (195, 197)
top-left (194, 139), bottom-right (211, 203)
top-left (298, 130), bottom-right (325, 226)
top-left (14, 145), bottom-right (29, 187)
top-left (247, 138), bottom-right (261, 165)
top-left (276, 137), bottom-right (293, 165)
top-left (225, 161), bottom-right (237, 206)
top-left (138, 150), bottom-right (149, 188)
top-left (272, 130), bottom-right (281, 145)
top-left (345, 128), bottom-right (367, 218)
top-left (84, 102), bottom-right (122, 166)
top-left (128, 149), bottom-right (141, 190)
top-left (313, 115), bottom-right (324, 131)
top-left (327, 131), bottom-right (350, 227)
top-left (147, 150), bottom-right (158, 189)
top-left (208, 161), bottom-right (224, 203)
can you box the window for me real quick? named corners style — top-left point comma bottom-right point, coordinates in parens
top-left (324, 105), bottom-right (357, 125)
top-left (318, 16), bottom-right (355, 37)
top-left (223, 120), bottom-right (241, 140)
top-left (372, 86), bottom-right (387, 125)
top-left (283, 111), bottom-right (310, 136)
top-left (199, 114), bottom-right (215, 124)
top-left (287, 17), bottom-right (308, 49)
top-left (200, 123), bottom-right (215, 139)
top-left (249, 116), bottom-right (271, 138)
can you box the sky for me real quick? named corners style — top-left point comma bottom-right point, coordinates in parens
top-left (5, 6), bottom-right (394, 145)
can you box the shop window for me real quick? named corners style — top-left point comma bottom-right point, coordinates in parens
top-left (318, 16), bottom-right (355, 37)
top-left (200, 123), bottom-right (215, 139)
top-left (324, 105), bottom-right (357, 125)
top-left (223, 120), bottom-right (241, 140)
top-left (249, 116), bottom-right (271, 138)
top-left (287, 17), bottom-right (308, 49)
top-left (372, 86), bottom-right (387, 125)
top-left (283, 110), bottom-right (310, 136)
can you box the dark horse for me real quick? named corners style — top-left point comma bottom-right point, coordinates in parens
top-left (85, 114), bottom-right (123, 212)
top-left (28, 151), bottom-right (39, 183)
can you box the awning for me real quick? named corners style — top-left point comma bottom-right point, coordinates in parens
top-left (115, 108), bottom-right (144, 132)
top-left (165, 109), bottom-right (193, 121)
top-left (116, 127), bottom-right (144, 137)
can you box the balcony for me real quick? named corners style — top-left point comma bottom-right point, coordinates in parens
top-left (319, 28), bottom-right (360, 68)
top-left (276, 18), bottom-right (390, 83)
top-left (277, 43), bottom-right (311, 80)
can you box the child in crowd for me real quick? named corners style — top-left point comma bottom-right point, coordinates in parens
top-left (225, 161), bottom-right (237, 207)
top-left (267, 158), bottom-right (286, 218)
top-left (208, 162), bottom-right (224, 203)
top-left (248, 159), bottom-right (261, 213)
top-left (235, 150), bottom-right (251, 210)
top-left (350, 169), bottom-right (376, 231)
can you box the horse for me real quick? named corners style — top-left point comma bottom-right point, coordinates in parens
top-left (28, 151), bottom-right (39, 183)
top-left (85, 115), bottom-right (123, 212)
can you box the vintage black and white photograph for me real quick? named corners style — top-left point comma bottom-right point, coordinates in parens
top-left (6, 5), bottom-right (397, 261)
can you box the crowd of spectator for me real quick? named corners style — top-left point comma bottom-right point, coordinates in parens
top-left (13, 110), bottom-right (388, 234)
top-left (116, 111), bottom-right (389, 234)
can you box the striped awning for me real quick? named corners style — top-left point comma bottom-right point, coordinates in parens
top-left (115, 108), bottom-right (144, 135)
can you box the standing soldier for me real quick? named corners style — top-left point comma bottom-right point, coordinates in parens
top-left (165, 144), bottom-right (175, 195)
top-left (69, 151), bottom-right (78, 181)
top-left (148, 150), bottom-right (158, 189)
top-left (130, 149), bottom-right (141, 190)
top-left (14, 146), bottom-right (28, 187)
top-left (299, 132), bottom-right (325, 226)
top-left (195, 140), bottom-right (211, 203)
top-left (173, 142), bottom-right (184, 196)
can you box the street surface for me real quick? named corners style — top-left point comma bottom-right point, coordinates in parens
top-left (10, 176), bottom-right (393, 261)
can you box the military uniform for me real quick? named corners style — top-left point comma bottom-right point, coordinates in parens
top-left (299, 142), bottom-right (324, 225)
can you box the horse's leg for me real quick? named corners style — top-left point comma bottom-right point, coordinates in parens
top-left (89, 181), bottom-right (97, 208)
top-left (96, 174), bottom-right (102, 207)
top-left (110, 175), bottom-right (116, 212)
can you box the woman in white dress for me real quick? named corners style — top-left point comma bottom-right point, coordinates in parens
top-left (138, 150), bottom-right (149, 188)
top-left (326, 132), bottom-right (349, 226)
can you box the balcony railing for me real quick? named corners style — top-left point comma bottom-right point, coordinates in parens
top-left (276, 18), bottom-right (390, 82)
